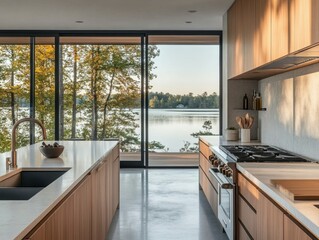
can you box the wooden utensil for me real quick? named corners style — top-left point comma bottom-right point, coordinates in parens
top-left (236, 116), bottom-right (243, 129)
top-left (248, 116), bottom-right (254, 129)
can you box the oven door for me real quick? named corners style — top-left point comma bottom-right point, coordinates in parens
top-left (210, 168), bottom-right (234, 240)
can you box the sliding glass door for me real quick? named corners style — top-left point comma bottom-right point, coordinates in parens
top-left (147, 35), bottom-right (221, 167)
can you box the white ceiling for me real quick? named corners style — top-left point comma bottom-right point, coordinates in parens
top-left (0, 0), bottom-right (234, 31)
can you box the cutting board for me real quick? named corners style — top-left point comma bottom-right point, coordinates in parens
top-left (271, 179), bottom-right (319, 201)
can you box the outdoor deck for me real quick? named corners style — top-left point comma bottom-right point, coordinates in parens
top-left (121, 152), bottom-right (199, 167)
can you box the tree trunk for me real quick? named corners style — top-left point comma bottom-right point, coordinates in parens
top-left (90, 46), bottom-right (98, 140)
top-left (101, 71), bottom-right (115, 139)
top-left (10, 48), bottom-right (15, 125)
top-left (71, 45), bottom-right (77, 139)
top-left (59, 46), bottom-right (64, 139)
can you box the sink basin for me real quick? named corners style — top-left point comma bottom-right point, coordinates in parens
top-left (271, 179), bottom-right (319, 200)
top-left (0, 169), bottom-right (69, 188)
top-left (0, 169), bottom-right (69, 200)
top-left (0, 187), bottom-right (44, 200)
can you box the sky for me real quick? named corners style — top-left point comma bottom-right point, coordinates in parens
top-left (150, 45), bottom-right (220, 95)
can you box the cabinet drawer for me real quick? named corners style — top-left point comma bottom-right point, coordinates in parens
top-left (238, 195), bottom-right (256, 239)
top-left (199, 140), bottom-right (212, 160)
top-left (199, 168), bottom-right (218, 216)
top-left (238, 173), bottom-right (258, 209)
top-left (238, 221), bottom-right (253, 240)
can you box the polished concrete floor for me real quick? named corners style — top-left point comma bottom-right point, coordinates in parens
top-left (107, 169), bottom-right (228, 240)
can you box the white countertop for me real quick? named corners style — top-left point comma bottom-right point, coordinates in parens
top-left (199, 135), bottom-right (261, 147)
top-left (0, 140), bottom-right (118, 240)
top-left (237, 162), bottom-right (319, 239)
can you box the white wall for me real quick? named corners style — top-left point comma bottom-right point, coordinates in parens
top-left (259, 63), bottom-right (319, 161)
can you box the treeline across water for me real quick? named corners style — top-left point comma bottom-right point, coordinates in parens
top-left (149, 92), bottom-right (219, 109)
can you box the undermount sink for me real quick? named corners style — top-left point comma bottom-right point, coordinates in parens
top-left (0, 187), bottom-right (44, 200)
top-left (0, 169), bottom-right (70, 200)
top-left (271, 179), bottom-right (319, 200)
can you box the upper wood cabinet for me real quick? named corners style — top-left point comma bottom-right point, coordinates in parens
top-left (289, 0), bottom-right (319, 52)
top-left (271, 0), bottom-right (289, 59)
top-left (254, 0), bottom-right (271, 67)
top-left (227, 3), bottom-right (236, 79)
top-left (243, 0), bottom-right (256, 72)
top-left (227, 0), bottom-right (289, 78)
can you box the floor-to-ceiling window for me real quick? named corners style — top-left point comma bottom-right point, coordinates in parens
top-left (0, 32), bottom-right (221, 169)
top-left (147, 35), bottom-right (221, 167)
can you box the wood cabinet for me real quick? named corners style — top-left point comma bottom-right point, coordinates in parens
top-left (227, 0), bottom-right (291, 78)
top-left (28, 189), bottom-right (75, 240)
top-left (271, 0), bottom-right (289, 59)
top-left (257, 192), bottom-right (284, 240)
top-left (227, 3), bottom-right (237, 79)
top-left (243, 0), bottom-right (256, 72)
top-left (92, 159), bottom-right (108, 240)
top-left (289, 0), bottom-right (319, 52)
top-left (74, 175), bottom-right (92, 240)
top-left (112, 156), bottom-right (120, 216)
top-left (238, 172), bottom-right (258, 239)
top-left (284, 215), bottom-right (312, 240)
top-left (198, 140), bottom-right (218, 216)
top-left (254, 0), bottom-right (271, 67)
top-left (238, 172), bottom-right (315, 240)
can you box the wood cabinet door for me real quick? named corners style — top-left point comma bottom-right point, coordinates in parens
top-left (92, 160), bottom-right (107, 240)
top-left (243, 0), bottom-right (256, 72)
top-left (284, 215), bottom-right (312, 240)
top-left (290, 0), bottom-right (319, 52)
top-left (74, 175), bottom-right (92, 240)
top-left (29, 194), bottom-right (75, 240)
top-left (254, 0), bottom-right (271, 67)
top-left (257, 193), bottom-right (284, 240)
top-left (112, 157), bottom-right (120, 216)
top-left (227, 3), bottom-right (237, 79)
top-left (234, 0), bottom-right (244, 76)
top-left (271, 0), bottom-right (289, 60)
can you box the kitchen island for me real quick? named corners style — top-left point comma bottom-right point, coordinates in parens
top-left (0, 140), bottom-right (119, 240)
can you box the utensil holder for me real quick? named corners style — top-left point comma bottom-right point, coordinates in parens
top-left (241, 129), bottom-right (250, 143)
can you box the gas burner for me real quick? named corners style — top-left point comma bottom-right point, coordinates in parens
top-left (219, 145), bottom-right (309, 163)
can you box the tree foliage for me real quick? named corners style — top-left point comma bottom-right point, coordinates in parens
top-left (149, 91), bottom-right (219, 109)
top-left (0, 43), bottom-right (160, 152)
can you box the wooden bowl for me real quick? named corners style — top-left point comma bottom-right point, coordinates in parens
top-left (39, 145), bottom-right (64, 158)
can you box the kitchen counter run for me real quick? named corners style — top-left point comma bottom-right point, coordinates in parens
top-left (0, 140), bottom-right (118, 240)
top-left (237, 162), bottom-right (319, 239)
top-left (199, 135), bottom-right (261, 147)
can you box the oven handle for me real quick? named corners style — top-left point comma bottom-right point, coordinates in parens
top-left (209, 167), bottom-right (235, 189)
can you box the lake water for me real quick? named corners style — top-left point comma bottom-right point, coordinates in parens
top-left (146, 109), bottom-right (219, 152)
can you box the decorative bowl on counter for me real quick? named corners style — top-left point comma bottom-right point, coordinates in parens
top-left (39, 142), bottom-right (64, 158)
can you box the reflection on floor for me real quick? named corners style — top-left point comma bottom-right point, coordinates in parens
top-left (107, 169), bottom-right (227, 240)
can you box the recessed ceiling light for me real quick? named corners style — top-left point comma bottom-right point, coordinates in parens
top-left (75, 21), bottom-right (84, 23)
top-left (185, 21), bottom-right (192, 24)
top-left (188, 10), bottom-right (197, 13)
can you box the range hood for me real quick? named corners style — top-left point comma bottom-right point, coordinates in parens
top-left (231, 43), bottom-right (319, 80)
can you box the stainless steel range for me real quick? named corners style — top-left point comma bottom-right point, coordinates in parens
top-left (209, 145), bottom-right (310, 240)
